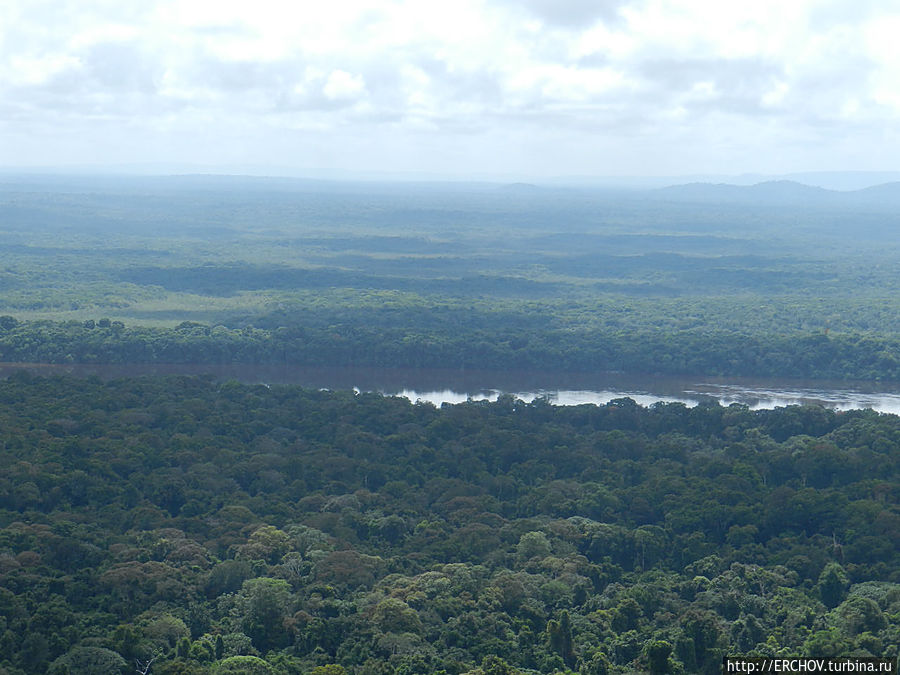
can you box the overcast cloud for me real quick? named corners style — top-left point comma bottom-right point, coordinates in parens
top-left (2, 0), bottom-right (899, 178)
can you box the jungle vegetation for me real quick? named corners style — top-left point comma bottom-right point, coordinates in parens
top-left (0, 374), bottom-right (898, 674)
top-left (1, 176), bottom-right (899, 675)
top-left (2, 175), bottom-right (900, 380)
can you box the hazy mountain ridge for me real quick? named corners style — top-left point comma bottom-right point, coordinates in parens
top-left (654, 178), bottom-right (900, 208)
top-left (3, 170), bottom-right (900, 205)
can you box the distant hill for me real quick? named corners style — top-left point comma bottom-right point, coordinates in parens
top-left (781, 171), bottom-right (900, 190)
top-left (651, 179), bottom-right (900, 210)
top-left (848, 181), bottom-right (900, 206)
top-left (654, 180), bottom-right (837, 206)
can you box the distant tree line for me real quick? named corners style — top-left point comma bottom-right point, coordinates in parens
top-left (2, 313), bottom-right (900, 381)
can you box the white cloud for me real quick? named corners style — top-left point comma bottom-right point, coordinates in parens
top-left (323, 70), bottom-right (366, 101)
top-left (8, 53), bottom-right (80, 86)
top-left (1, 0), bottom-right (900, 175)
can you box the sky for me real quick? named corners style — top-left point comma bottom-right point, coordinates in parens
top-left (2, 0), bottom-right (900, 179)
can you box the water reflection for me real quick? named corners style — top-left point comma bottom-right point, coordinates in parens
top-left (392, 387), bottom-right (900, 413)
top-left (2, 362), bottom-right (900, 413)
top-left (376, 377), bottom-right (900, 413)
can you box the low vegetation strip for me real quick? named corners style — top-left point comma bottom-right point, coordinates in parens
top-left (1, 315), bottom-right (900, 381)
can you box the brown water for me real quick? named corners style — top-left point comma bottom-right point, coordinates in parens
top-left (3, 362), bottom-right (900, 412)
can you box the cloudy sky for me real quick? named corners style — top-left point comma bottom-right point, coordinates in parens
top-left (2, 0), bottom-right (899, 179)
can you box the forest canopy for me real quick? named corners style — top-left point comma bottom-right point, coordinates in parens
top-left (0, 374), bottom-right (897, 673)
top-left (1, 177), bottom-right (899, 673)
top-left (2, 176), bottom-right (900, 381)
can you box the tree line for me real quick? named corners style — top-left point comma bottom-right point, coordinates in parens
top-left (2, 313), bottom-right (900, 381)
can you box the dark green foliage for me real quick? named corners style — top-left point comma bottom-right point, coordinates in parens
top-left (479, 655), bottom-right (520, 675)
top-left (46, 647), bottom-right (128, 675)
top-left (237, 578), bottom-right (292, 653)
top-left (7, 312), bottom-right (900, 381)
top-left (211, 656), bottom-right (274, 674)
top-left (645, 640), bottom-right (673, 675)
top-left (547, 611), bottom-right (575, 668)
top-left (819, 563), bottom-right (850, 608)
top-left (0, 375), bottom-right (898, 674)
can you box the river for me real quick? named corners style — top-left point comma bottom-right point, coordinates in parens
top-left (3, 362), bottom-right (900, 413)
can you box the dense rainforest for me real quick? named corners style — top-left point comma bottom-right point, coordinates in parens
top-left (1, 176), bottom-right (899, 674)
top-left (3, 311), bottom-right (900, 380)
top-left (2, 175), bottom-right (900, 380)
top-left (0, 374), bottom-right (898, 674)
